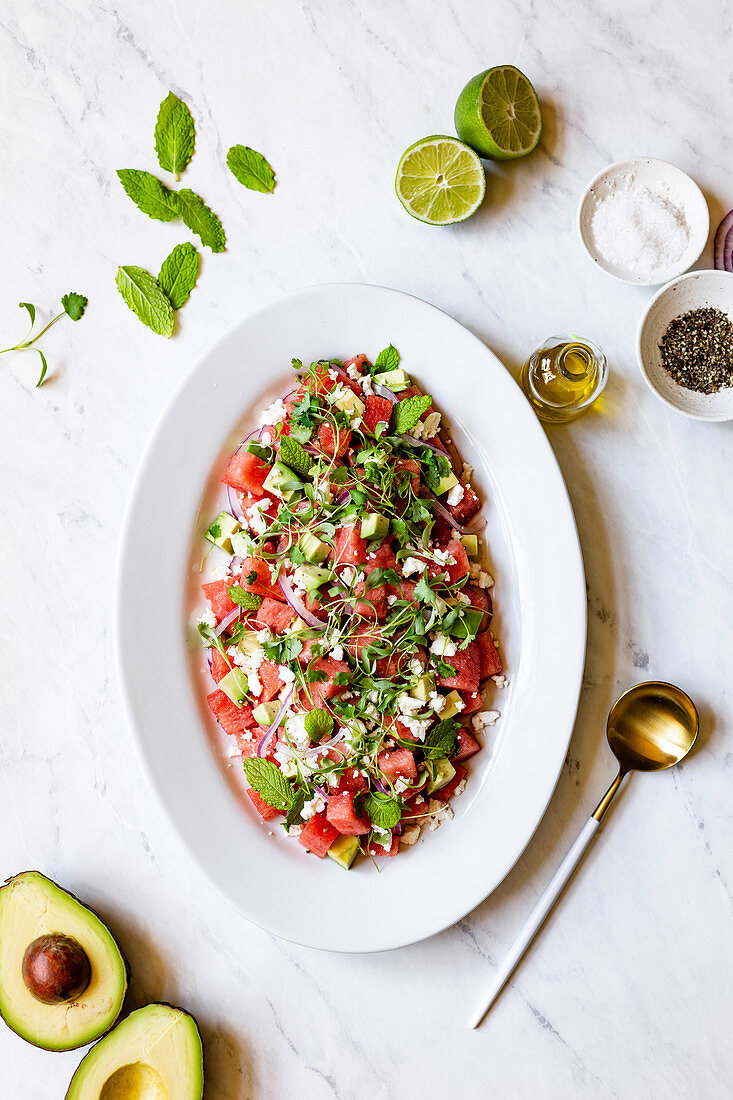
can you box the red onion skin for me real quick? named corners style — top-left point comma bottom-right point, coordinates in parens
top-left (215, 607), bottom-right (240, 637)
top-left (278, 575), bottom-right (326, 628)
top-left (257, 687), bottom-right (295, 757)
top-left (714, 210), bottom-right (733, 270)
top-left (724, 226), bottom-right (733, 274)
top-left (372, 384), bottom-right (397, 403)
top-left (428, 493), bottom-right (486, 536)
top-left (226, 484), bottom-right (247, 522)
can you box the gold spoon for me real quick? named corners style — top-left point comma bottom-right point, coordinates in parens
top-left (471, 681), bottom-right (699, 1027)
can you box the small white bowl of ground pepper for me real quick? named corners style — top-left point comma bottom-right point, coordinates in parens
top-left (637, 270), bottom-right (733, 420)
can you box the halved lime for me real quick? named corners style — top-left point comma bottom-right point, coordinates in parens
top-left (395, 135), bottom-right (486, 225)
top-left (454, 65), bottom-right (542, 160)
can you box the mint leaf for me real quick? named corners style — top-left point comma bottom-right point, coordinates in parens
top-left (242, 758), bottom-right (293, 814)
top-left (173, 188), bottom-right (226, 252)
top-left (374, 344), bottom-right (399, 372)
top-left (117, 169), bottom-right (180, 222)
top-left (284, 788), bottom-right (306, 830)
top-left (158, 243), bottom-right (200, 310)
top-left (61, 292), bottom-right (87, 321)
top-left (422, 718), bottom-right (458, 760)
top-left (393, 394), bottom-right (432, 435)
top-left (154, 92), bottom-right (195, 180)
top-left (279, 436), bottom-right (314, 479)
top-left (304, 708), bottom-right (334, 742)
top-left (228, 585), bottom-right (262, 610)
top-left (364, 793), bottom-right (402, 830)
top-left (115, 266), bottom-right (174, 338)
top-left (226, 144), bottom-right (276, 193)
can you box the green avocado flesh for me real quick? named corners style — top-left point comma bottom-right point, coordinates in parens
top-left (0, 872), bottom-right (128, 1051)
top-left (65, 1003), bottom-right (204, 1100)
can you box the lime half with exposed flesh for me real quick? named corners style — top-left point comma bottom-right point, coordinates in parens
top-left (454, 65), bottom-right (542, 160)
top-left (395, 135), bottom-right (486, 225)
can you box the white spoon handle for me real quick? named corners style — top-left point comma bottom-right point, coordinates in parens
top-left (470, 816), bottom-right (600, 1028)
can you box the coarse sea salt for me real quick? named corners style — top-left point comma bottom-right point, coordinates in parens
top-left (589, 176), bottom-right (690, 282)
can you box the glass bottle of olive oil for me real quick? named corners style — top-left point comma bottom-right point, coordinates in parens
top-left (519, 336), bottom-right (607, 423)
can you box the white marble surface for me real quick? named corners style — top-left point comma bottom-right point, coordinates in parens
top-left (2, 0), bottom-right (732, 1096)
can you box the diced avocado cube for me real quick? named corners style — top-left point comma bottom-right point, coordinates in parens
top-left (297, 564), bottom-right (332, 591)
top-left (246, 441), bottom-right (273, 461)
top-left (410, 672), bottom-right (435, 702)
top-left (299, 531), bottom-right (330, 564)
top-left (333, 389), bottom-right (365, 418)
top-left (205, 511), bottom-right (239, 554)
top-left (373, 367), bottom-right (410, 391)
top-left (426, 758), bottom-right (456, 795)
top-left (252, 701), bottom-right (281, 727)
top-left (231, 530), bottom-right (254, 557)
top-left (263, 460), bottom-right (304, 496)
top-left (440, 690), bottom-right (464, 720)
top-left (327, 835), bottom-right (360, 870)
top-left (435, 470), bottom-right (459, 497)
top-left (448, 607), bottom-right (485, 640)
top-left (237, 632), bottom-right (262, 658)
top-left (360, 512), bottom-right (389, 540)
top-left (279, 488), bottom-right (302, 503)
top-left (218, 668), bottom-right (248, 706)
top-left (460, 533), bottom-right (479, 559)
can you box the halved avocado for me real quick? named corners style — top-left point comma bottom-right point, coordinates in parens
top-left (0, 871), bottom-right (128, 1051)
top-left (66, 1003), bottom-right (204, 1099)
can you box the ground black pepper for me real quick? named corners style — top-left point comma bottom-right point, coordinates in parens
top-left (658, 307), bottom-right (733, 394)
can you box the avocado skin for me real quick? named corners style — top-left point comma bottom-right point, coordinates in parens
top-left (0, 871), bottom-right (130, 1052)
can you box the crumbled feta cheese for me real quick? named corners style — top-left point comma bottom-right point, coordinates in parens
top-left (409, 658), bottom-right (423, 676)
top-left (346, 363), bottom-right (361, 381)
top-left (401, 556), bottom-right (427, 577)
top-left (371, 830), bottom-right (393, 852)
top-left (475, 571), bottom-right (494, 589)
top-left (430, 633), bottom-right (457, 658)
top-left (351, 416), bottom-right (362, 429)
top-left (291, 565), bottom-right (310, 592)
top-left (302, 792), bottom-right (327, 820)
top-left (453, 779), bottom-right (467, 797)
top-left (278, 664), bottom-right (296, 685)
top-left (340, 564), bottom-right (357, 587)
top-left (226, 741), bottom-right (241, 759)
top-left (277, 756), bottom-right (298, 779)
top-left (260, 430), bottom-right (272, 446)
top-left (387, 594), bottom-right (397, 605)
top-left (198, 610), bottom-right (217, 630)
top-left (285, 712), bottom-right (310, 751)
top-left (458, 592), bottom-right (472, 605)
top-left (209, 563), bottom-right (231, 581)
top-left (446, 482), bottom-right (465, 508)
top-left (462, 462), bottom-right (474, 482)
top-left (394, 778), bottom-right (409, 795)
top-left (401, 824), bottom-right (422, 846)
top-left (397, 693), bottom-right (423, 717)
top-left (399, 715), bottom-right (432, 741)
top-left (432, 548), bottom-right (456, 566)
top-left (426, 799), bottom-right (454, 831)
top-left (428, 691), bottom-right (446, 713)
top-left (258, 399), bottom-right (287, 427)
top-left (328, 368), bottom-right (338, 381)
top-left (330, 643), bottom-right (344, 662)
top-left (287, 825), bottom-right (303, 837)
top-left (493, 675), bottom-right (508, 689)
top-left (360, 374), bottom-right (374, 396)
top-left (245, 498), bottom-right (272, 536)
top-left (473, 710), bottom-right (500, 731)
top-left (325, 382), bottom-right (350, 406)
top-left (420, 412), bottom-right (441, 439)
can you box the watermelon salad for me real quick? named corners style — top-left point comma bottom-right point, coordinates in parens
top-left (196, 347), bottom-right (505, 870)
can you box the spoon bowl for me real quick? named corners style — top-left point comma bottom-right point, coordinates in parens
top-left (607, 681), bottom-right (699, 774)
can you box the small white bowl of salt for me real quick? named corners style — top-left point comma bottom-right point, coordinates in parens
top-left (577, 157), bottom-right (709, 286)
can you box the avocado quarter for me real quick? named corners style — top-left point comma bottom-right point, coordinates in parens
top-left (65, 1003), bottom-right (204, 1099)
top-left (0, 871), bottom-right (128, 1051)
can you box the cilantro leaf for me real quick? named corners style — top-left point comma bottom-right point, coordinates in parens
top-left (262, 635), bottom-right (302, 664)
top-left (304, 708), bottom-right (334, 742)
top-left (115, 265), bottom-right (174, 338)
top-left (393, 394), bottom-right (433, 435)
top-left (33, 348), bottom-right (48, 388)
top-left (226, 144), bottom-right (276, 193)
top-left (422, 718), bottom-right (459, 760)
top-left (173, 188), bottom-right (226, 252)
top-left (364, 793), bottom-right (402, 830)
top-left (280, 435), bottom-right (314, 479)
top-left (242, 758), bottom-right (293, 814)
top-left (284, 788), bottom-right (307, 829)
top-left (154, 92), bottom-right (195, 180)
top-left (227, 586), bottom-right (263, 610)
top-left (61, 292), bottom-right (87, 321)
top-left (158, 242), bottom-right (200, 310)
top-left (117, 169), bottom-right (180, 222)
top-left (374, 344), bottom-right (399, 373)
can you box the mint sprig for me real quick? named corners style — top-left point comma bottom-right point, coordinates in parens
top-left (284, 788), bottom-right (307, 830)
top-left (154, 92), bottom-right (195, 180)
top-left (364, 793), bottom-right (402, 830)
top-left (242, 758), bottom-right (294, 814)
top-left (227, 145), bottom-right (276, 194)
top-left (115, 265), bottom-right (174, 338)
top-left (422, 718), bottom-right (459, 760)
top-left (227, 585), bottom-right (263, 610)
top-left (374, 344), bottom-right (399, 373)
top-left (393, 394), bottom-right (432, 435)
top-left (1, 293), bottom-right (88, 387)
top-left (279, 435), bottom-right (314, 479)
top-left (158, 243), bottom-right (200, 310)
top-left (304, 708), bottom-right (334, 742)
top-left (117, 169), bottom-right (180, 222)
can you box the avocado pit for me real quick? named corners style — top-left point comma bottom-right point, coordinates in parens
top-left (22, 933), bottom-right (91, 1005)
top-left (99, 1062), bottom-right (168, 1100)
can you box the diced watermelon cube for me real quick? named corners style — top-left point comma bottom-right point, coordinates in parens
top-left (333, 523), bottom-right (367, 565)
top-left (327, 792), bottom-right (370, 835)
top-left (253, 596), bottom-right (296, 634)
top-left (388, 578), bottom-right (416, 602)
top-left (453, 727), bottom-right (481, 761)
top-left (318, 422), bottom-right (351, 458)
top-left (477, 633), bottom-right (502, 678)
top-left (336, 768), bottom-right (369, 795)
top-left (210, 648), bottom-right (232, 683)
top-left (301, 657), bottom-right (351, 709)
top-left (299, 812), bottom-right (339, 857)
top-left (344, 353), bottom-right (369, 374)
top-left (402, 794), bottom-right (429, 820)
top-left (202, 580), bottom-right (237, 624)
top-left (222, 450), bottom-right (271, 496)
top-left (206, 690), bottom-right (254, 738)
top-left (433, 763), bottom-right (466, 801)
top-left (393, 457), bottom-right (420, 493)
top-left (240, 557), bottom-right (281, 600)
top-left (448, 482), bottom-right (481, 524)
top-left (378, 748), bottom-right (418, 781)
top-left (247, 789), bottom-right (281, 820)
top-left (257, 659), bottom-right (284, 703)
top-left (460, 690), bottom-right (483, 714)
top-left (428, 539), bottom-right (469, 583)
top-left (347, 623), bottom-right (383, 661)
top-left (234, 729), bottom-right (258, 757)
top-left (367, 835), bottom-right (399, 857)
top-left (436, 642), bottom-right (481, 693)
top-left (464, 585), bottom-right (492, 626)
top-left (363, 395), bottom-right (394, 436)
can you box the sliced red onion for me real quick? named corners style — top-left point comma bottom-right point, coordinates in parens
top-left (372, 777), bottom-right (390, 795)
top-left (278, 575), bottom-right (325, 628)
top-left (372, 384), bottom-right (397, 402)
top-left (257, 687), bottom-right (295, 757)
top-left (328, 363), bottom-right (355, 386)
top-left (303, 443), bottom-right (319, 455)
top-left (226, 484), bottom-right (247, 522)
top-left (334, 489), bottom-right (350, 506)
top-left (724, 226), bottom-right (733, 274)
top-left (402, 435), bottom-right (451, 457)
top-left (429, 493), bottom-right (486, 536)
top-left (305, 728), bottom-right (345, 756)
top-left (714, 210), bottom-right (733, 271)
top-left (393, 823), bottom-right (403, 836)
top-left (214, 607), bottom-right (240, 637)
top-left (230, 555), bottom-right (243, 573)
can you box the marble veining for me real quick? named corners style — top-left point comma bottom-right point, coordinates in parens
top-left (1, 0), bottom-right (732, 1096)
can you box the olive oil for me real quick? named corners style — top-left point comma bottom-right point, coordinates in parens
top-left (520, 335), bottom-right (607, 423)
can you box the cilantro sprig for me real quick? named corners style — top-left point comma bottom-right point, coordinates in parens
top-left (1, 293), bottom-right (88, 386)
